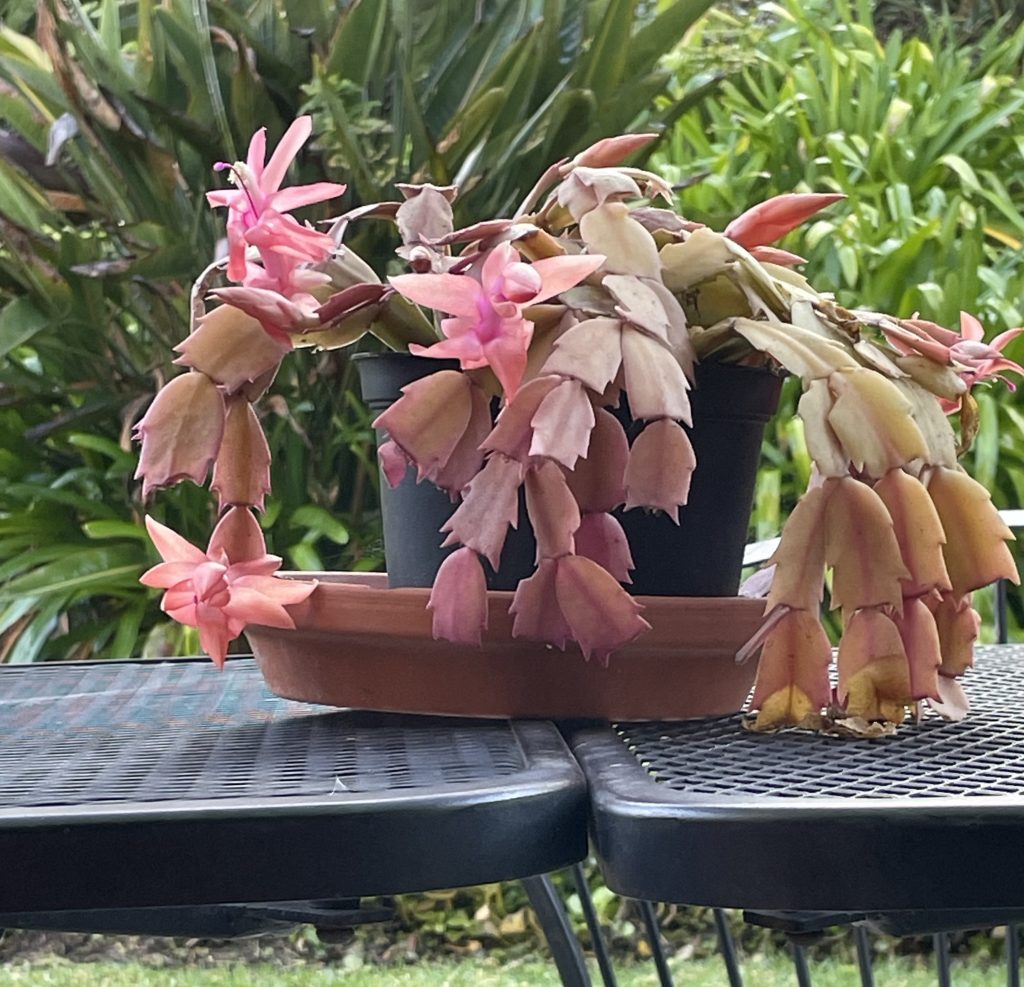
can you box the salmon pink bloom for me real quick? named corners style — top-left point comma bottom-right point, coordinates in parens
top-left (884, 311), bottom-right (1024, 411)
top-left (140, 514), bottom-right (315, 666)
top-left (724, 193), bottom-right (846, 250)
top-left (390, 242), bottom-right (604, 396)
top-left (207, 117), bottom-right (345, 282)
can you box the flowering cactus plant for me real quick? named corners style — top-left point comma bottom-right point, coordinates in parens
top-left (137, 116), bottom-right (1021, 728)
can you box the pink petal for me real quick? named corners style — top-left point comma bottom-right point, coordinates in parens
top-left (554, 554), bottom-right (650, 663)
top-left (230, 573), bottom-right (315, 610)
top-left (208, 506), bottom-right (268, 565)
top-left (724, 193), bottom-right (845, 248)
top-left (224, 587), bottom-right (296, 630)
top-left (144, 511), bottom-right (207, 565)
top-left (959, 310), bottom-right (985, 341)
top-left (566, 409), bottom-right (629, 514)
top-left (389, 272), bottom-right (484, 318)
top-left (378, 439), bottom-right (411, 489)
top-left (623, 419), bottom-right (696, 521)
top-left (529, 254), bottom-right (606, 303)
top-left (750, 245), bottom-right (807, 266)
top-left (928, 675), bottom-right (970, 721)
top-left (481, 315), bottom-right (534, 397)
top-left (575, 512), bottom-right (633, 583)
top-left (245, 127), bottom-right (267, 181)
top-left (481, 242), bottom-right (520, 293)
top-left (262, 116), bottom-right (312, 195)
top-left (140, 560), bottom-right (201, 589)
top-left (212, 287), bottom-right (316, 335)
top-left (525, 461), bottom-right (581, 561)
top-left (441, 454), bottom-right (524, 569)
top-left (372, 371), bottom-right (473, 482)
top-left (529, 379), bottom-right (596, 469)
top-left (196, 604), bottom-right (234, 668)
top-left (408, 332), bottom-right (486, 367)
top-left (509, 559), bottom-right (572, 649)
top-left (427, 547), bottom-right (488, 645)
top-left (990, 326), bottom-right (1024, 352)
top-left (245, 210), bottom-right (333, 263)
top-left (270, 181), bottom-right (347, 213)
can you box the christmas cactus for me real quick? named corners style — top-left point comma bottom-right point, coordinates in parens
top-left (137, 117), bottom-right (1020, 727)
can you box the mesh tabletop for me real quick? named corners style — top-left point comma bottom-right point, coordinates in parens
top-left (0, 659), bottom-right (526, 809)
top-left (0, 659), bottom-right (586, 912)
top-left (569, 644), bottom-right (1024, 911)
top-left (616, 643), bottom-right (1024, 799)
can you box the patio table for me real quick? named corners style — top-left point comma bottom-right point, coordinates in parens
top-left (0, 657), bottom-right (593, 985)
top-left (568, 643), bottom-right (1024, 985)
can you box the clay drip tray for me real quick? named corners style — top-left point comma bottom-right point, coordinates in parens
top-left (246, 573), bottom-right (765, 720)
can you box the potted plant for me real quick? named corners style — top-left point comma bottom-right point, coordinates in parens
top-left (136, 116), bottom-right (1020, 725)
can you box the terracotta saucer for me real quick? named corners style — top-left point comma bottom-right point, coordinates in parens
top-left (246, 572), bottom-right (765, 720)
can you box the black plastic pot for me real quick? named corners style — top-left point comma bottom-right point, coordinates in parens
top-left (357, 352), bottom-right (781, 596)
top-left (614, 360), bottom-right (783, 596)
top-left (355, 352), bottom-right (535, 590)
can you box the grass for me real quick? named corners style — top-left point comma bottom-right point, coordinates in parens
top-left (0, 954), bottom-right (1009, 986)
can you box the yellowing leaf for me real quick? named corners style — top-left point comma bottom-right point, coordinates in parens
top-left (660, 228), bottom-right (736, 293)
top-left (826, 369), bottom-right (929, 478)
top-left (579, 202), bottom-right (661, 279)
top-left (749, 610), bottom-right (833, 729)
top-left (824, 478), bottom-right (908, 617)
top-left (873, 468), bottom-right (950, 597)
top-left (766, 484), bottom-right (831, 613)
top-left (926, 466), bottom-right (1019, 595)
top-left (732, 318), bottom-right (859, 380)
top-left (797, 381), bottom-right (849, 477)
top-left (837, 609), bottom-right (912, 723)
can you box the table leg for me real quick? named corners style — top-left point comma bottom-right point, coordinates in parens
top-left (713, 908), bottom-right (744, 987)
top-left (854, 926), bottom-right (874, 987)
top-left (791, 942), bottom-right (813, 987)
top-left (570, 864), bottom-right (618, 987)
top-left (638, 899), bottom-right (674, 987)
top-left (1008, 923), bottom-right (1021, 987)
top-left (935, 932), bottom-right (952, 987)
top-left (522, 874), bottom-right (592, 987)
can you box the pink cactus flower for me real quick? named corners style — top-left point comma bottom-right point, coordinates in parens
top-left (140, 514), bottom-right (315, 666)
top-left (207, 117), bottom-right (345, 282)
top-left (390, 242), bottom-right (604, 396)
top-left (884, 311), bottom-right (1024, 411)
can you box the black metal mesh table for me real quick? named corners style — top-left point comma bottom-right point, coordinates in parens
top-left (0, 658), bottom-right (586, 919)
top-left (568, 644), bottom-right (1024, 914)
